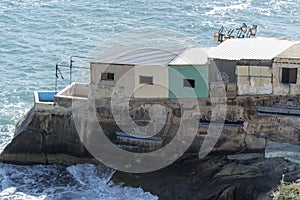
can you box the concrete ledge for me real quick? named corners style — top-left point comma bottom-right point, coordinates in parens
top-left (55, 83), bottom-right (88, 108)
top-left (57, 83), bottom-right (89, 98)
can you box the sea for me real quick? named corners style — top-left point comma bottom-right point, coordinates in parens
top-left (0, 0), bottom-right (299, 199)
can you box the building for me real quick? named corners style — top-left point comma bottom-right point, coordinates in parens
top-left (208, 37), bottom-right (299, 96)
top-left (90, 46), bottom-right (209, 99)
top-left (35, 37), bottom-right (300, 110)
top-left (273, 43), bottom-right (300, 95)
top-left (168, 48), bottom-right (208, 98)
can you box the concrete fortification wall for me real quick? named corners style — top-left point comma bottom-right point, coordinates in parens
top-left (1, 95), bottom-right (300, 165)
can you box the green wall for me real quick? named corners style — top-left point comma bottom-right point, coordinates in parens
top-left (169, 65), bottom-right (208, 98)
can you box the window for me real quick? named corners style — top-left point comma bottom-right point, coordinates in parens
top-left (139, 76), bottom-right (153, 85)
top-left (183, 79), bottom-right (195, 88)
top-left (281, 68), bottom-right (297, 84)
top-left (101, 72), bottom-right (115, 81)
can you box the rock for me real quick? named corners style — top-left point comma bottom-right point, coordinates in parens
top-left (265, 142), bottom-right (300, 165)
top-left (0, 108), bottom-right (95, 165)
top-left (2, 96), bottom-right (300, 168)
top-left (216, 162), bottom-right (262, 178)
top-left (227, 153), bottom-right (264, 161)
top-left (213, 129), bottom-right (247, 152)
top-left (216, 186), bottom-right (236, 200)
top-left (245, 135), bottom-right (266, 150)
top-left (2, 96), bottom-right (300, 198)
top-left (112, 155), bottom-right (300, 200)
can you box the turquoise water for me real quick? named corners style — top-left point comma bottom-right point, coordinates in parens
top-left (0, 0), bottom-right (299, 199)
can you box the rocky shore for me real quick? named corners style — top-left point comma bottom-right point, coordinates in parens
top-left (1, 95), bottom-right (300, 199)
top-left (112, 153), bottom-right (300, 200)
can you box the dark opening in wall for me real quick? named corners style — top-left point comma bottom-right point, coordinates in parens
top-left (101, 72), bottom-right (115, 81)
top-left (183, 79), bottom-right (195, 88)
top-left (281, 68), bottom-right (297, 84)
top-left (140, 76), bottom-right (153, 85)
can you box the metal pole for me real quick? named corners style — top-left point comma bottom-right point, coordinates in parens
top-left (55, 64), bottom-right (58, 92)
top-left (70, 57), bottom-right (72, 85)
top-left (55, 55), bottom-right (93, 90)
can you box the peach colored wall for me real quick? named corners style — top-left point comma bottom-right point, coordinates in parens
top-left (134, 65), bottom-right (169, 98)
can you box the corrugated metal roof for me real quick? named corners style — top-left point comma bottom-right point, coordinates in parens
top-left (208, 37), bottom-right (299, 60)
top-left (92, 46), bottom-right (183, 66)
top-left (169, 48), bottom-right (208, 65)
top-left (276, 43), bottom-right (300, 59)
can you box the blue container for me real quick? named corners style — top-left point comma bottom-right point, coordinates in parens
top-left (37, 91), bottom-right (58, 102)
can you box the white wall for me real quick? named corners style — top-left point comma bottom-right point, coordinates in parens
top-left (236, 65), bottom-right (272, 95)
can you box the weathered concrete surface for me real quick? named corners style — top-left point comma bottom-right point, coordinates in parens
top-left (1, 95), bottom-right (300, 165)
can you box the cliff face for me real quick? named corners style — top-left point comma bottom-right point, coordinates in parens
top-left (0, 108), bottom-right (97, 165)
top-left (112, 154), bottom-right (300, 200)
top-left (1, 95), bottom-right (300, 165)
top-left (2, 95), bottom-right (300, 199)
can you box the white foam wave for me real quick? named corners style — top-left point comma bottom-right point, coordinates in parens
top-left (0, 187), bottom-right (46, 200)
top-left (0, 100), bottom-right (31, 153)
top-left (0, 125), bottom-right (15, 153)
top-left (0, 163), bottom-right (158, 200)
top-left (206, 3), bottom-right (250, 15)
top-left (66, 164), bottom-right (158, 200)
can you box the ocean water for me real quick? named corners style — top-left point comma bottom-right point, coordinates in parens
top-left (0, 0), bottom-right (299, 199)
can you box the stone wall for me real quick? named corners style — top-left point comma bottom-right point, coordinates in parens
top-left (1, 95), bottom-right (300, 165)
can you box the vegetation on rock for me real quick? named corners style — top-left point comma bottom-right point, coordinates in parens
top-left (273, 175), bottom-right (300, 200)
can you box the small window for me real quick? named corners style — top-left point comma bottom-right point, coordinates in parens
top-left (281, 68), bottom-right (297, 84)
top-left (183, 79), bottom-right (195, 88)
top-left (101, 72), bottom-right (115, 81)
top-left (140, 76), bottom-right (153, 85)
